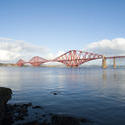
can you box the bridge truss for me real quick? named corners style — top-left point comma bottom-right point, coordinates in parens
top-left (16, 50), bottom-right (103, 67)
top-left (16, 50), bottom-right (125, 68)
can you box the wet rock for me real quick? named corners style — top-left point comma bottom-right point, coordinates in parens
top-left (51, 115), bottom-right (80, 125)
top-left (4, 103), bottom-right (46, 124)
top-left (4, 102), bottom-right (34, 124)
top-left (13, 102), bottom-right (32, 109)
top-left (0, 87), bottom-right (12, 125)
top-left (42, 114), bottom-right (46, 117)
top-left (80, 117), bottom-right (89, 123)
top-left (22, 102), bottom-right (32, 107)
top-left (41, 121), bottom-right (50, 125)
top-left (53, 92), bottom-right (57, 95)
top-left (2, 112), bottom-right (14, 125)
top-left (32, 105), bottom-right (43, 109)
top-left (23, 120), bottom-right (39, 125)
top-left (51, 114), bottom-right (90, 125)
top-left (51, 91), bottom-right (61, 95)
top-left (10, 103), bottom-right (32, 121)
top-left (49, 113), bottom-right (54, 116)
top-left (0, 87), bottom-right (12, 102)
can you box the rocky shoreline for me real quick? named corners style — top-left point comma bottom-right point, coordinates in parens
top-left (0, 87), bottom-right (92, 125)
top-left (0, 87), bottom-right (12, 125)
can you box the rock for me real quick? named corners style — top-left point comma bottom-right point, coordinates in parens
top-left (0, 87), bottom-right (12, 125)
top-left (0, 87), bottom-right (12, 104)
top-left (49, 113), bottom-right (54, 116)
top-left (23, 120), bottom-right (39, 125)
top-left (8, 103), bottom-right (32, 121)
top-left (32, 105), bottom-right (43, 109)
top-left (41, 121), bottom-right (50, 125)
top-left (80, 117), bottom-right (89, 123)
top-left (42, 114), bottom-right (46, 117)
top-left (51, 114), bottom-right (90, 125)
top-left (22, 102), bottom-right (32, 108)
top-left (53, 92), bottom-right (57, 95)
top-left (51, 115), bottom-right (80, 125)
top-left (50, 91), bottom-right (61, 95)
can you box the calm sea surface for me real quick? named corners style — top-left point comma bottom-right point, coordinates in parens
top-left (0, 67), bottom-right (125, 125)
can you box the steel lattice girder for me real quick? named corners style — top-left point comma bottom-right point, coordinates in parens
top-left (16, 50), bottom-right (103, 67)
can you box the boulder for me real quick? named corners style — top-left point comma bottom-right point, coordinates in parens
top-left (0, 87), bottom-right (12, 125)
top-left (51, 115), bottom-right (84, 125)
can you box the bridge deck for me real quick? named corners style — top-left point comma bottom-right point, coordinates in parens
top-left (106, 56), bottom-right (125, 59)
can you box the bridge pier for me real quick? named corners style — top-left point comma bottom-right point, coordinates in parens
top-left (17, 63), bottom-right (24, 67)
top-left (102, 56), bottom-right (107, 69)
top-left (31, 63), bottom-right (41, 67)
top-left (66, 64), bottom-right (79, 67)
top-left (16, 59), bottom-right (25, 67)
top-left (113, 57), bottom-right (116, 68)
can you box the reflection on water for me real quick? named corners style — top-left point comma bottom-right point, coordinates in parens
top-left (0, 67), bottom-right (125, 125)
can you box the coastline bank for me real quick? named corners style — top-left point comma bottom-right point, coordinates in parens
top-left (0, 87), bottom-right (91, 125)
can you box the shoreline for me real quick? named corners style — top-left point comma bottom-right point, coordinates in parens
top-left (0, 87), bottom-right (91, 125)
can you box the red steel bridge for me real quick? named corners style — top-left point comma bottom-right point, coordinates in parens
top-left (16, 50), bottom-right (125, 68)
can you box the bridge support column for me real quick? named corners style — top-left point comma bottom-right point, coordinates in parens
top-left (113, 57), bottom-right (116, 68)
top-left (102, 56), bottom-right (107, 69)
top-left (17, 63), bottom-right (24, 67)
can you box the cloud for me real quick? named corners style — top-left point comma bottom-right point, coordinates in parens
top-left (0, 37), bottom-right (67, 64)
top-left (86, 38), bottom-right (125, 56)
top-left (1, 37), bottom-right (125, 64)
top-left (0, 37), bottom-right (51, 62)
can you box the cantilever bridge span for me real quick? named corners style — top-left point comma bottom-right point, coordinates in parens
top-left (16, 50), bottom-right (125, 68)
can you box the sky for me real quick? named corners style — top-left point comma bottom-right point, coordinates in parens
top-left (0, 0), bottom-right (125, 62)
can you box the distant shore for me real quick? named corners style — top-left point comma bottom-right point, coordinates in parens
top-left (0, 63), bottom-right (102, 67)
top-left (0, 63), bottom-right (65, 67)
top-left (0, 63), bottom-right (17, 67)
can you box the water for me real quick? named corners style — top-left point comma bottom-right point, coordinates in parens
top-left (0, 66), bottom-right (125, 125)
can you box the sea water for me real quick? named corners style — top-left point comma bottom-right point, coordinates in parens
top-left (0, 66), bottom-right (125, 125)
